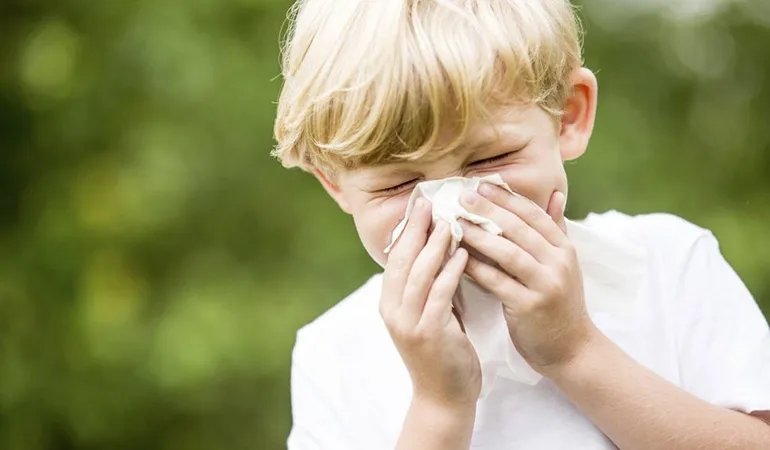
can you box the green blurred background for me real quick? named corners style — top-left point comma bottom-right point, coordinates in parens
top-left (1, 0), bottom-right (769, 448)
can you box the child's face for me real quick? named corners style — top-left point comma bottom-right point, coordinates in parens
top-left (316, 70), bottom-right (597, 267)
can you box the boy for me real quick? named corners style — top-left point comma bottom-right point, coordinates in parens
top-left (273, 0), bottom-right (770, 448)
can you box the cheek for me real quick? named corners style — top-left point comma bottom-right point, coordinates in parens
top-left (351, 196), bottom-right (410, 267)
top-left (493, 160), bottom-right (567, 210)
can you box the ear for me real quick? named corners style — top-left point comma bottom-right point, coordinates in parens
top-left (313, 169), bottom-right (352, 214)
top-left (559, 67), bottom-right (598, 161)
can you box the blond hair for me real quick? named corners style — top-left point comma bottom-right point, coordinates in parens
top-left (273, 0), bottom-right (583, 174)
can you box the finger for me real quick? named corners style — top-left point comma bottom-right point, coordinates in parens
top-left (382, 198), bottom-right (432, 311)
top-left (420, 248), bottom-right (468, 328)
top-left (400, 221), bottom-right (453, 323)
top-left (451, 305), bottom-right (467, 334)
top-left (460, 221), bottom-right (539, 286)
top-left (459, 190), bottom-right (551, 262)
top-left (476, 183), bottom-right (568, 247)
top-left (465, 254), bottom-right (529, 313)
top-left (546, 191), bottom-right (568, 235)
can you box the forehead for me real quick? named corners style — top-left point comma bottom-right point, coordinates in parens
top-left (347, 107), bottom-right (537, 175)
top-left (425, 106), bottom-right (534, 157)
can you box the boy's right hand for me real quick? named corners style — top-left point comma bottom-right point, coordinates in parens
top-left (380, 198), bottom-right (482, 410)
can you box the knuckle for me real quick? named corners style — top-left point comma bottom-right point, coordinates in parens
top-left (561, 243), bottom-right (578, 260)
top-left (505, 196), bottom-right (522, 213)
top-left (517, 294), bottom-right (541, 315)
top-left (554, 249), bottom-right (575, 276)
top-left (408, 209), bottom-right (430, 230)
top-left (515, 215), bottom-right (530, 233)
top-left (542, 274), bottom-right (566, 298)
top-left (501, 249), bottom-right (520, 270)
top-left (552, 257), bottom-right (569, 277)
top-left (412, 327), bottom-right (431, 343)
top-left (478, 199), bottom-right (493, 215)
top-left (503, 194), bottom-right (517, 210)
top-left (489, 267), bottom-right (508, 287)
top-left (393, 324), bottom-right (423, 345)
top-left (505, 214), bottom-right (524, 235)
top-left (390, 322), bottom-right (411, 341)
top-left (389, 254), bottom-right (410, 272)
top-left (524, 206), bottom-right (541, 224)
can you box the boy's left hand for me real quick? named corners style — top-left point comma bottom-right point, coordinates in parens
top-left (459, 184), bottom-right (598, 375)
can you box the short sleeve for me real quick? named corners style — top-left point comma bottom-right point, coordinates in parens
top-left (287, 329), bottom-right (360, 450)
top-left (675, 232), bottom-right (770, 413)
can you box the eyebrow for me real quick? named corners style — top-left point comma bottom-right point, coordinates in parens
top-left (352, 165), bottom-right (419, 189)
top-left (363, 165), bottom-right (418, 177)
top-left (464, 128), bottom-right (521, 152)
top-left (355, 123), bottom-right (528, 183)
top-left (466, 136), bottom-right (501, 152)
top-left (464, 120), bottom-right (527, 148)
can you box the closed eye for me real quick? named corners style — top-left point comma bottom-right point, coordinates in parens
top-left (470, 151), bottom-right (515, 167)
top-left (378, 179), bottom-right (418, 194)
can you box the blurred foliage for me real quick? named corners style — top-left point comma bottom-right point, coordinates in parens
top-left (0, 0), bottom-right (768, 448)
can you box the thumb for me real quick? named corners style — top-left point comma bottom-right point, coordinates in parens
top-left (547, 191), bottom-right (568, 235)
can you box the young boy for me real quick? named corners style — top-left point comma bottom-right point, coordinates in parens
top-left (273, 1), bottom-right (770, 449)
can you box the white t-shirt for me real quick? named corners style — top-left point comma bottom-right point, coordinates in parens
top-left (287, 211), bottom-right (770, 449)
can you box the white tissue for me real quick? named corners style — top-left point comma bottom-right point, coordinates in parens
top-left (383, 175), bottom-right (647, 396)
top-left (384, 174), bottom-right (514, 255)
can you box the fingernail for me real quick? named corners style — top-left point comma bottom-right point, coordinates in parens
top-left (478, 183), bottom-right (495, 196)
top-left (415, 197), bottom-right (428, 210)
top-left (435, 221), bottom-right (447, 233)
top-left (461, 191), bottom-right (480, 206)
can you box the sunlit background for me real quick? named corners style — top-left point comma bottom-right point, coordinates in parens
top-left (1, 0), bottom-right (769, 448)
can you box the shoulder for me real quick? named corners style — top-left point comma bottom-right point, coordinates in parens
top-left (290, 273), bottom-right (410, 418)
top-left (288, 274), bottom-right (411, 447)
top-left (581, 210), bottom-right (717, 264)
top-left (292, 273), bottom-right (387, 366)
top-left (297, 273), bottom-right (384, 340)
top-left (582, 210), bottom-right (710, 243)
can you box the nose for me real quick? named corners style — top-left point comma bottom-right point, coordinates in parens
top-left (421, 153), bottom-right (466, 181)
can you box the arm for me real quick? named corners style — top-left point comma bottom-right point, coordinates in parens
top-left (382, 199), bottom-right (481, 450)
top-left (459, 186), bottom-right (770, 450)
top-left (545, 329), bottom-right (770, 450)
top-left (290, 201), bottom-right (479, 450)
top-left (396, 398), bottom-right (476, 450)
top-left (546, 229), bottom-right (767, 449)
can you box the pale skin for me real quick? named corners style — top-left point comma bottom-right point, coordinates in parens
top-left (315, 68), bottom-right (770, 449)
